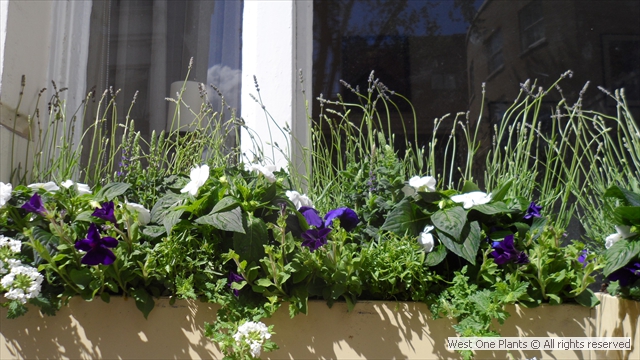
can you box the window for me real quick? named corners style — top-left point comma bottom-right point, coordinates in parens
top-left (85, 0), bottom-right (243, 140)
top-left (486, 29), bottom-right (504, 75)
top-left (519, 0), bottom-right (545, 51)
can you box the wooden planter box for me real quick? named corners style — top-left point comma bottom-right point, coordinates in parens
top-left (1, 293), bottom-right (638, 359)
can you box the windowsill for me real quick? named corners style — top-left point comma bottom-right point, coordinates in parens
top-left (486, 64), bottom-right (505, 82)
top-left (519, 37), bottom-right (547, 57)
top-left (0, 102), bottom-right (32, 139)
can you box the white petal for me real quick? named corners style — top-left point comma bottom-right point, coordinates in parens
top-left (61, 180), bottom-right (74, 188)
top-left (605, 233), bottom-right (623, 249)
top-left (0, 182), bottom-right (12, 207)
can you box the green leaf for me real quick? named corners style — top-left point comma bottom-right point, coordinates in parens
top-left (461, 181), bottom-right (481, 193)
top-left (96, 182), bottom-right (130, 201)
top-left (6, 301), bottom-right (28, 319)
top-left (233, 215), bottom-right (268, 263)
top-left (131, 288), bottom-right (155, 319)
top-left (418, 192), bottom-right (444, 203)
top-left (69, 268), bottom-right (93, 290)
top-left (614, 206), bottom-right (640, 225)
top-left (604, 239), bottom-right (640, 276)
top-left (261, 182), bottom-right (277, 202)
top-left (605, 185), bottom-right (640, 206)
top-left (211, 196), bottom-right (240, 214)
top-left (437, 221), bottom-right (481, 265)
top-left (196, 207), bottom-right (245, 233)
top-left (470, 201), bottom-right (512, 215)
top-left (380, 199), bottom-right (422, 236)
top-left (142, 225), bottom-right (166, 238)
top-left (100, 292), bottom-right (111, 303)
top-left (255, 278), bottom-right (275, 287)
top-left (491, 179), bottom-right (514, 202)
top-left (424, 244), bottom-right (447, 266)
top-left (28, 295), bottom-right (58, 316)
top-left (163, 209), bottom-right (184, 235)
top-left (574, 289), bottom-right (600, 307)
top-left (432, 206), bottom-right (466, 240)
top-left (151, 193), bottom-right (185, 224)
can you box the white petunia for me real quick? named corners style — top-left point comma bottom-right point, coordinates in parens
top-left (418, 225), bottom-right (436, 253)
top-left (0, 182), bottom-right (12, 207)
top-left (28, 181), bottom-right (60, 193)
top-left (450, 191), bottom-right (492, 209)
top-left (245, 164), bottom-right (277, 183)
top-left (125, 202), bottom-right (151, 225)
top-left (61, 180), bottom-right (92, 195)
top-left (180, 164), bottom-right (210, 196)
top-left (286, 190), bottom-right (313, 209)
top-left (605, 225), bottom-right (635, 249)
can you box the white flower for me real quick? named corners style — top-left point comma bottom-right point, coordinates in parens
top-left (402, 176), bottom-right (437, 196)
top-left (28, 181), bottom-right (60, 193)
top-left (125, 202), bottom-right (151, 225)
top-left (605, 225), bottom-right (635, 249)
top-left (180, 164), bottom-right (210, 196)
top-left (234, 321), bottom-right (271, 358)
top-left (245, 164), bottom-right (277, 183)
top-left (0, 182), bottom-right (12, 207)
top-left (61, 180), bottom-right (92, 195)
top-left (418, 225), bottom-right (436, 253)
top-left (1, 264), bottom-right (43, 304)
top-left (286, 190), bottom-right (313, 209)
top-left (450, 191), bottom-right (492, 209)
top-left (0, 235), bottom-right (22, 254)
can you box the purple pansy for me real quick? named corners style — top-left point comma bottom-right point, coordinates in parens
top-left (524, 201), bottom-right (542, 220)
top-left (578, 249), bottom-right (588, 268)
top-left (608, 262), bottom-right (640, 287)
top-left (21, 193), bottom-right (47, 215)
top-left (92, 201), bottom-right (117, 224)
top-left (491, 235), bottom-right (529, 265)
top-left (75, 223), bottom-right (118, 265)
top-left (228, 271), bottom-right (244, 297)
top-left (324, 207), bottom-right (359, 231)
top-left (299, 206), bottom-right (323, 228)
top-left (301, 228), bottom-right (332, 252)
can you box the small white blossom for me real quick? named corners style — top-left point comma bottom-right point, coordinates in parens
top-left (451, 191), bottom-right (492, 209)
top-left (418, 225), bottom-right (436, 253)
top-left (286, 190), bottom-right (313, 209)
top-left (1, 264), bottom-right (43, 304)
top-left (28, 181), bottom-right (60, 193)
top-left (0, 182), bottom-right (12, 207)
top-left (61, 180), bottom-right (92, 195)
top-left (0, 235), bottom-right (22, 255)
top-left (233, 321), bottom-right (271, 358)
top-left (125, 202), bottom-right (151, 225)
top-left (181, 164), bottom-right (210, 196)
top-left (605, 225), bottom-right (635, 249)
top-left (402, 176), bottom-right (437, 196)
top-left (245, 164), bottom-right (277, 183)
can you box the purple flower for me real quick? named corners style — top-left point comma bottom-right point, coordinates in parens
top-left (524, 201), bottom-right (542, 220)
top-left (75, 223), bottom-right (118, 265)
top-left (92, 201), bottom-right (117, 224)
top-left (491, 235), bottom-right (528, 265)
top-left (21, 193), bottom-right (47, 215)
top-left (578, 249), bottom-right (588, 268)
top-left (299, 206), bottom-right (323, 228)
top-left (228, 271), bottom-right (244, 297)
top-left (324, 207), bottom-right (359, 232)
top-left (301, 228), bottom-right (332, 252)
top-left (608, 262), bottom-right (640, 287)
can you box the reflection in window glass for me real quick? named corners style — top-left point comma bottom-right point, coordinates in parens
top-left (85, 0), bottom-right (242, 140)
top-left (313, 0), bottom-right (640, 174)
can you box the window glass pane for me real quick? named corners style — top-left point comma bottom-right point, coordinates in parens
top-left (85, 0), bottom-right (242, 140)
top-left (313, 0), bottom-right (640, 175)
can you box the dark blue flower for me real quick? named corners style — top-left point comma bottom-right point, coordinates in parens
top-left (21, 193), bottom-right (47, 215)
top-left (75, 223), bottom-right (118, 265)
top-left (491, 235), bottom-right (528, 265)
top-left (608, 262), bottom-right (640, 287)
top-left (228, 271), bottom-right (244, 297)
top-left (301, 227), bottom-right (332, 252)
top-left (299, 206), bottom-right (323, 228)
top-left (524, 201), bottom-right (542, 220)
top-left (578, 249), bottom-right (588, 268)
top-left (92, 201), bottom-right (117, 224)
top-left (324, 207), bottom-right (359, 231)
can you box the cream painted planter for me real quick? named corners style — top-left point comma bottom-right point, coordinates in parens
top-left (1, 294), bottom-right (638, 359)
